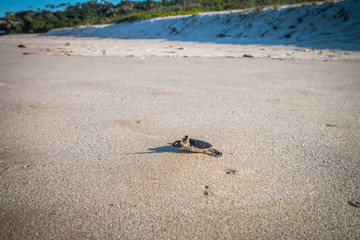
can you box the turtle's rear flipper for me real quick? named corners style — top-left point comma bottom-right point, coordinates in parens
top-left (211, 148), bottom-right (222, 157)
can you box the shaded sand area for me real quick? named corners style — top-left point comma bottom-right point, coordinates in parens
top-left (0, 34), bottom-right (360, 239)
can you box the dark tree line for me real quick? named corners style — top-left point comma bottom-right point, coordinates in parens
top-left (2, 0), bottom-right (325, 33)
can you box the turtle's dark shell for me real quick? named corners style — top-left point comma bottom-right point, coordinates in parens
top-left (189, 138), bottom-right (212, 149)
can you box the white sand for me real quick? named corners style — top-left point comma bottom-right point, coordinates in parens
top-left (0, 34), bottom-right (359, 239)
top-left (2, 34), bottom-right (360, 60)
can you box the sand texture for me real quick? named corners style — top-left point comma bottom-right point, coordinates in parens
top-left (2, 34), bottom-right (360, 61)
top-left (0, 34), bottom-right (359, 239)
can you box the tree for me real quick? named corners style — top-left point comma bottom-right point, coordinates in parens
top-left (6, 0), bottom-right (324, 34)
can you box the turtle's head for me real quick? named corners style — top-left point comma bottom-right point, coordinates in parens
top-left (172, 140), bottom-right (182, 148)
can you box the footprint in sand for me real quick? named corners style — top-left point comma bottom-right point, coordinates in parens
top-left (325, 123), bottom-right (338, 127)
top-left (203, 185), bottom-right (209, 196)
top-left (348, 201), bottom-right (360, 208)
top-left (225, 169), bottom-right (237, 175)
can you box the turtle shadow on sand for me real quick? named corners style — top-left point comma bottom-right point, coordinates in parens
top-left (126, 143), bottom-right (218, 156)
top-left (127, 143), bottom-right (181, 155)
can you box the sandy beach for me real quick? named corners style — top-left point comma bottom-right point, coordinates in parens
top-left (0, 34), bottom-right (359, 239)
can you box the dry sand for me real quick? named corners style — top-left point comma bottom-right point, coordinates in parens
top-left (0, 34), bottom-right (359, 239)
top-left (2, 34), bottom-right (360, 60)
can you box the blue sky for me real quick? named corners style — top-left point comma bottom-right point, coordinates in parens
top-left (0, 0), bottom-right (122, 17)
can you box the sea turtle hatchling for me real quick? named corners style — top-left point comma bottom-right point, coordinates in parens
top-left (172, 135), bottom-right (222, 157)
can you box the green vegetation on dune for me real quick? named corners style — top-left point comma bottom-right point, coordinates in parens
top-left (1, 0), bottom-right (329, 34)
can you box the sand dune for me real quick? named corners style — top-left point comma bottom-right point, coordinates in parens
top-left (47, 0), bottom-right (360, 51)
